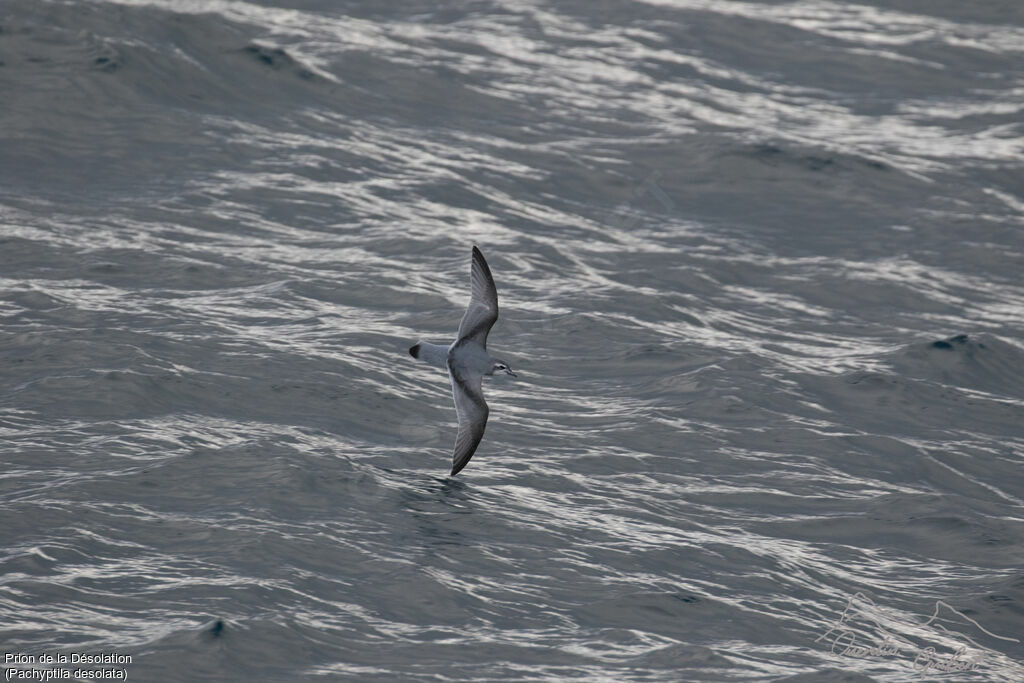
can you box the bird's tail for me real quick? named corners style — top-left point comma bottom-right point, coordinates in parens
top-left (408, 341), bottom-right (448, 368)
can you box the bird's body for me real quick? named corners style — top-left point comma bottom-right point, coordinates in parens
top-left (450, 338), bottom-right (497, 375)
top-left (409, 246), bottom-right (516, 476)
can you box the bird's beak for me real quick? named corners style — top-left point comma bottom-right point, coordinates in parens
top-left (506, 368), bottom-right (518, 377)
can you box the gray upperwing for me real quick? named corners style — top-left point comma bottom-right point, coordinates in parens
top-left (456, 246), bottom-right (499, 348)
top-left (447, 364), bottom-right (489, 476)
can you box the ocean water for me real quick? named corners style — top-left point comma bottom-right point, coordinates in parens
top-left (2, 1), bottom-right (1023, 681)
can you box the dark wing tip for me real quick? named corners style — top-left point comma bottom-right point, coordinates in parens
top-left (449, 436), bottom-right (479, 476)
top-left (409, 343), bottom-right (420, 359)
top-left (472, 245), bottom-right (490, 274)
top-left (450, 450), bottom-right (475, 476)
top-left (449, 396), bottom-right (488, 477)
top-left (470, 246), bottom-right (497, 299)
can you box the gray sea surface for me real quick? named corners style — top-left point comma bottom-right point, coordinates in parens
top-left (2, 1), bottom-right (1024, 681)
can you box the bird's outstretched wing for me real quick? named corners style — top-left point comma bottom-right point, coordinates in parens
top-left (447, 363), bottom-right (489, 476)
top-left (455, 246), bottom-right (499, 348)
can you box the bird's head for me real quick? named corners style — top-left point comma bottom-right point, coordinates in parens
top-left (491, 360), bottom-right (517, 377)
